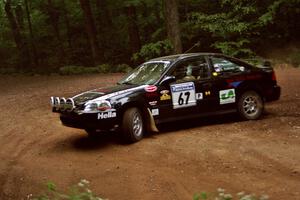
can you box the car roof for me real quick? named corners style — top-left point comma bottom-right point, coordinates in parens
top-left (148, 52), bottom-right (255, 68)
top-left (149, 52), bottom-right (226, 62)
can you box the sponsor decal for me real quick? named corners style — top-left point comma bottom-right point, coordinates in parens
top-left (171, 82), bottom-right (195, 93)
top-left (196, 93), bottom-right (203, 100)
top-left (229, 81), bottom-right (242, 88)
top-left (160, 90), bottom-right (171, 101)
top-left (98, 111), bottom-right (116, 119)
top-left (151, 108), bottom-right (159, 116)
top-left (145, 85), bottom-right (157, 92)
top-left (160, 90), bottom-right (169, 95)
top-left (205, 91), bottom-right (211, 96)
top-left (149, 101), bottom-right (157, 106)
top-left (219, 89), bottom-right (235, 104)
top-left (160, 93), bottom-right (171, 101)
top-left (225, 74), bottom-right (262, 85)
top-left (170, 82), bottom-right (196, 109)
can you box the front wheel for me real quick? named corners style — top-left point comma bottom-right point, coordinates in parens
top-left (238, 91), bottom-right (264, 120)
top-left (121, 107), bottom-right (144, 143)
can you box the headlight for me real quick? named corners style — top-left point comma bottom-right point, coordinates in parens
top-left (83, 100), bottom-right (112, 113)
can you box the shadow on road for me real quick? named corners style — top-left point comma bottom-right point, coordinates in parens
top-left (59, 112), bottom-right (273, 151)
top-left (70, 131), bottom-right (122, 150)
top-left (156, 113), bottom-right (242, 133)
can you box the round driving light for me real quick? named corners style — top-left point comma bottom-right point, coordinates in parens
top-left (65, 98), bottom-right (75, 112)
top-left (54, 97), bottom-right (60, 110)
top-left (50, 97), bottom-right (55, 107)
top-left (59, 98), bottom-right (67, 111)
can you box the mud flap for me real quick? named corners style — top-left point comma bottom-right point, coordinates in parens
top-left (146, 108), bottom-right (159, 132)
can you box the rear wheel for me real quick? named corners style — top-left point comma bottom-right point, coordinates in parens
top-left (122, 107), bottom-right (144, 143)
top-left (238, 91), bottom-right (264, 120)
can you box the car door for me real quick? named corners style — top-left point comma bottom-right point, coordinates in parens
top-left (156, 56), bottom-right (217, 123)
top-left (207, 55), bottom-right (252, 112)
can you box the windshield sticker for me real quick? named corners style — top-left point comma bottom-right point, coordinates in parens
top-left (196, 93), bottom-right (203, 100)
top-left (219, 89), bottom-right (235, 104)
top-left (151, 108), bottom-right (159, 116)
top-left (170, 82), bottom-right (196, 109)
top-left (98, 111), bottom-right (116, 119)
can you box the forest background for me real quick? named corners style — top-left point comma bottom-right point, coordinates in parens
top-left (0, 0), bottom-right (299, 74)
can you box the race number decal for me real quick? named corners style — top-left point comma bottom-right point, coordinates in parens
top-left (170, 82), bottom-right (196, 109)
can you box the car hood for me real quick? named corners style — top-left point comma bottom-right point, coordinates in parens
top-left (72, 84), bottom-right (146, 105)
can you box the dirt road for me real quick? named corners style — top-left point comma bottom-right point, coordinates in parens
top-left (0, 68), bottom-right (299, 200)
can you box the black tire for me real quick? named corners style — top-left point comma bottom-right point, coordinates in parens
top-left (121, 107), bottom-right (144, 143)
top-left (237, 90), bottom-right (264, 120)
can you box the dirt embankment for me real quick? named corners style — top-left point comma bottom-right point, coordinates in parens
top-left (0, 69), bottom-right (299, 200)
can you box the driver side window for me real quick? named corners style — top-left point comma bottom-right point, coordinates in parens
top-left (172, 57), bottom-right (210, 82)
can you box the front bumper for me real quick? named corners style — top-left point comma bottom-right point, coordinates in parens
top-left (59, 111), bottom-right (119, 130)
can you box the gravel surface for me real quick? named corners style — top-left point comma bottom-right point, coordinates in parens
top-left (0, 69), bottom-right (299, 200)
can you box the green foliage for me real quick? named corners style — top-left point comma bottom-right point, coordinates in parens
top-left (212, 39), bottom-right (254, 57)
top-left (59, 64), bottom-right (132, 75)
top-left (96, 64), bottom-right (111, 73)
top-left (114, 64), bottom-right (133, 73)
top-left (132, 40), bottom-right (173, 61)
top-left (0, 67), bottom-right (17, 74)
top-left (287, 50), bottom-right (300, 68)
top-left (193, 188), bottom-right (270, 200)
top-left (32, 179), bottom-right (105, 200)
top-left (0, 0), bottom-right (300, 71)
top-left (59, 66), bottom-right (98, 75)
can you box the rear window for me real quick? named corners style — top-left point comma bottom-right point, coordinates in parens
top-left (211, 57), bottom-right (247, 73)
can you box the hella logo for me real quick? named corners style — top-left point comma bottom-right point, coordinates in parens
top-left (98, 111), bottom-right (116, 119)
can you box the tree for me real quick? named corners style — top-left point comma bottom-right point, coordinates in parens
top-left (163, 0), bottom-right (182, 54)
top-left (79, 0), bottom-right (101, 66)
top-left (47, 0), bottom-right (65, 63)
top-left (3, 0), bottom-right (31, 69)
top-left (24, 0), bottom-right (38, 67)
top-left (125, 4), bottom-right (141, 55)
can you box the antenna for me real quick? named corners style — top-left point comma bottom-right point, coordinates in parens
top-left (184, 41), bottom-right (201, 53)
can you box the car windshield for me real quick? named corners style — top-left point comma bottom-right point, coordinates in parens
top-left (118, 61), bottom-right (170, 85)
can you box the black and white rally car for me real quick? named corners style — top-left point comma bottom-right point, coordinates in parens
top-left (50, 53), bottom-right (281, 143)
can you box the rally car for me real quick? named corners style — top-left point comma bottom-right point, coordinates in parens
top-left (50, 53), bottom-right (281, 143)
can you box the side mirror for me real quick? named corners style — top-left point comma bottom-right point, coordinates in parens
top-left (160, 75), bottom-right (176, 85)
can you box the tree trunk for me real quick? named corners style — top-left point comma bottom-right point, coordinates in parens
top-left (163, 0), bottom-right (182, 54)
top-left (4, 0), bottom-right (31, 69)
top-left (24, 0), bottom-right (39, 67)
top-left (61, 0), bottom-right (72, 50)
top-left (15, 3), bottom-right (24, 29)
top-left (47, 0), bottom-right (65, 63)
top-left (79, 0), bottom-right (101, 66)
top-left (125, 5), bottom-right (141, 55)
